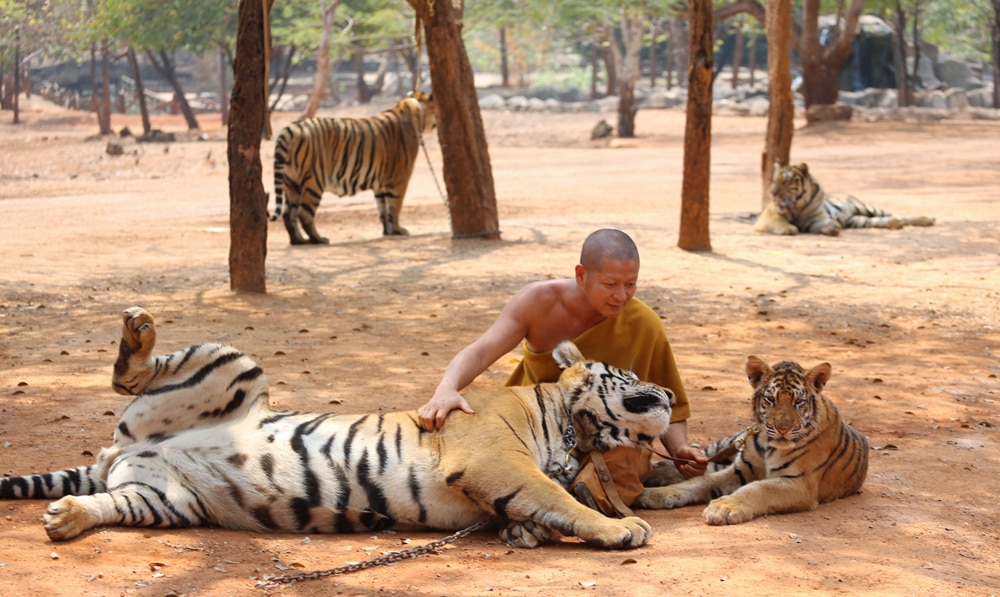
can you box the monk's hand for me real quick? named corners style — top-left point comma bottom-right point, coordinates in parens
top-left (674, 445), bottom-right (708, 479)
top-left (417, 389), bottom-right (475, 431)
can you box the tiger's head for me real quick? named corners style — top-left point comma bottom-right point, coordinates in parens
top-left (404, 91), bottom-right (436, 134)
top-left (769, 162), bottom-right (817, 221)
top-left (746, 355), bottom-right (832, 445)
top-left (552, 341), bottom-right (673, 453)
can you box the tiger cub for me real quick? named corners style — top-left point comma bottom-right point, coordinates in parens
top-left (271, 92), bottom-right (436, 244)
top-left (0, 307), bottom-right (673, 549)
top-left (754, 162), bottom-right (935, 235)
top-left (636, 356), bottom-right (868, 524)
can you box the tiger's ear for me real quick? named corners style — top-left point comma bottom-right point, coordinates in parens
top-left (553, 341), bottom-right (584, 370)
top-left (745, 356), bottom-right (770, 387)
top-left (797, 162), bottom-right (809, 175)
top-left (772, 162), bottom-right (783, 180)
top-left (806, 362), bottom-right (832, 392)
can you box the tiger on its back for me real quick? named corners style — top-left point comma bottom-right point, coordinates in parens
top-left (271, 92), bottom-right (435, 244)
top-left (1, 306), bottom-right (674, 549)
top-left (636, 356), bottom-right (868, 524)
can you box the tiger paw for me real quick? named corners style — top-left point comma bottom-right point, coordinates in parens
top-left (703, 495), bottom-right (757, 525)
top-left (584, 516), bottom-right (652, 549)
top-left (43, 496), bottom-right (100, 541)
top-left (499, 520), bottom-right (552, 549)
top-left (633, 486), bottom-right (687, 510)
top-left (121, 307), bottom-right (156, 355)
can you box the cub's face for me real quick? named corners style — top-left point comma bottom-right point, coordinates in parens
top-left (746, 356), bottom-right (832, 445)
top-left (553, 341), bottom-right (673, 453)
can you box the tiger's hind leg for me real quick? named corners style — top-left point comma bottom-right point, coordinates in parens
top-left (900, 216), bottom-right (935, 227)
top-left (42, 451), bottom-right (208, 541)
top-left (111, 307), bottom-right (158, 396)
top-left (375, 191), bottom-right (409, 236)
top-left (280, 178), bottom-right (313, 245)
top-left (295, 178), bottom-right (330, 244)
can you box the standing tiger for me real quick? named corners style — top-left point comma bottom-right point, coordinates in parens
top-left (635, 356), bottom-right (868, 525)
top-left (754, 162), bottom-right (935, 235)
top-left (271, 92), bottom-right (435, 244)
top-left (0, 307), bottom-right (674, 549)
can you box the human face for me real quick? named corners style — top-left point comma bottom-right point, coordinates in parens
top-left (578, 258), bottom-right (639, 318)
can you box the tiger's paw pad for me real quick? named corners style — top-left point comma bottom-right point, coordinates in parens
top-left (499, 520), bottom-right (552, 549)
top-left (121, 307), bottom-right (156, 353)
top-left (703, 496), bottom-right (756, 525)
top-left (43, 496), bottom-right (98, 541)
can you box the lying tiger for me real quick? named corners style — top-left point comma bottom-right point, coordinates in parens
top-left (754, 162), bottom-right (935, 235)
top-left (638, 356), bottom-right (869, 524)
top-left (271, 92), bottom-right (436, 244)
top-left (0, 307), bottom-right (673, 549)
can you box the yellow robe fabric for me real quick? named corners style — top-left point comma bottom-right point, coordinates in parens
top-left (505, 297), bottom-right (690, 423)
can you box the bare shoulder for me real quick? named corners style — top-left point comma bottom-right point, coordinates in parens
top-left (511, 278), bottom-right (572, 307)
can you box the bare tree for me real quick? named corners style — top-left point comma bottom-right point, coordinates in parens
top-left (760, 0), bottom-right (794, 207)
top-left (302, 0), bottom-right (342, 118)
top-left (799, 0), bottom-right (863, 108)
top-left (678, 0), bottom-right (713, 252)
top-left (228, 0), bottom-right (274, 293)
top-left (407, 0), bottom-right (499, 239)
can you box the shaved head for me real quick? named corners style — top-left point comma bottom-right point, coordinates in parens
top-left (579, 229), bottom-right (639, 272)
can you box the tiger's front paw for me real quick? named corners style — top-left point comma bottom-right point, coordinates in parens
top-left (633, 486), bottom-right (687, 510)
top-left (584, 516), bottom-right (652, 549)
top-left (43, 496), bottom-right (100, 541)
top-left (499, 520), bottom-right (552, 549)
top-left (703, 495), bottom-right (758, 525)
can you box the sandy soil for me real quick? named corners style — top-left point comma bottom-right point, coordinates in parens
top-left (1, 96), bottom-right (999, 597)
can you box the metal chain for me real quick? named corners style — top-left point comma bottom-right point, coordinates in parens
top-left (255, 520), bottom-right (490, 589)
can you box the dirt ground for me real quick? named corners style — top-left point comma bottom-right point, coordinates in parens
top-left (1, 95), bottom-right (998, 597)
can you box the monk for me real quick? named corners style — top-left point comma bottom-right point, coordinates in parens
top-left (418, 229), bottom-right (706, 514)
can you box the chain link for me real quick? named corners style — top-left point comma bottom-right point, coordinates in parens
top-left (255, 520), bottom-right (490, 589)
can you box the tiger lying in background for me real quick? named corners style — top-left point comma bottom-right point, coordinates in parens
top-left (0, 307), bottom-right (673, 549)
top-left (638, 356), bottom-right (868, 524)
top-left (754, 162), bottom-right (935, 235)
top-left (271, 92), bottom-right (436, 244)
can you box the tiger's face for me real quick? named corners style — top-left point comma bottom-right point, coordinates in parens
top-left (553, 341), bottom-right (673, 453)
top-left (746, 355), bottom-right (832, 445)
top-left (407, 91), bottom-right (436, 134)
top-left (769, 163), bottom-right (815, 220)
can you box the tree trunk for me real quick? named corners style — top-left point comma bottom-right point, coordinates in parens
top-left (12, 27), bottom-right (20, 123)
top-left (269, 45), bottom-right (295, 112)
top-left (911, 6), bottom-right (921, 91)
top-left (649, 22), bottom-right (658, 88)
top-left (353, 51), bottom-right (373, 103)
top-left (601, 41), bottom-right (618, 97)
top-left (302, 0), bottom-right (340, 118)
top-left (499, 27), bottom-right (510, 88)
top-left (98, 39), bottom-right (112, 135)
top-left (227, 0), bottom-right (273, 294)
top-left (146, 50), bottom-right (200, 130)
top-left (670, 16), bottom-right (689, 89)
top-left (678, 0), bottom-right (713, 252)
top-left (126, 48), bottom-right (152, 135)
top-left (892, 3), bottom-right (910, 107)
top-left (615, 11), bottom-right (643, 138)
top-left (219, 47), bottom-right (230, 125)
top-left (748, 34), bottom-right (757, 87)
top-left (761, 0), bottom-right (794, 207)
top-left (732, 21), bottom-right (744, 90)
top-left (590, 42), bottom-right (600, 99)
top-left (407, 0), bottom-right (499, 240)
top-left (799, 0), bottom-right (864, 110)
top-left (993, 0), bottom-right (1000, 109)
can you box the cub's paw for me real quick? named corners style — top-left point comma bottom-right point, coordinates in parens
top-left (886, 217), bottom-right (904, 230)
top-left (703, 495), bottom-right (758, 525)
top-left (585, 516), bottom-right (652, 550)
top-left (43, 496), bottom-right (99, 541)
top-left (499, 520), bottom-right (552, 549)
top-left (121, 307), bottom-right (156, 354)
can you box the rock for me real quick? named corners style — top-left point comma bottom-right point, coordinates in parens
top-left (590, 119), bottom-right (613, 140)
top-left (805, 103), bottom-right (853, 123)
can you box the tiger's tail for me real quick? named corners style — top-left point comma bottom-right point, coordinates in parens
top-left (0, 465), bottom-right (106, 500)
